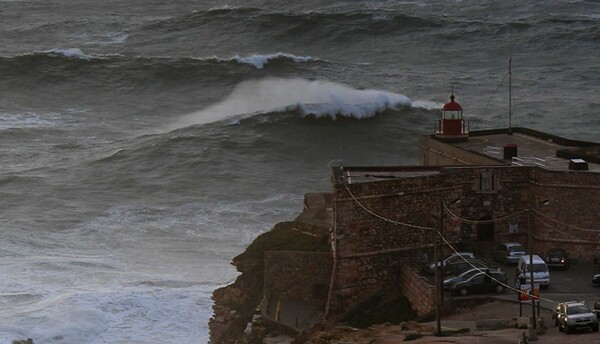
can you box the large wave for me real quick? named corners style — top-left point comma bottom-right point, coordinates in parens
top-left (168, 78), bottom-right (439, 130)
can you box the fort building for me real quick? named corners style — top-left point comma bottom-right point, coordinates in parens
top-left (259, 95), bottom-right (600, 332)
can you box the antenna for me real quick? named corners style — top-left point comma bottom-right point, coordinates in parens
top-left (508, 56), bottom-right (512, 135)
top-left (507, 31), bottom-right (513, 135)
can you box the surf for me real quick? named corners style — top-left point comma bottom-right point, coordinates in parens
top-left (167, 77), bottom-right (439, 130)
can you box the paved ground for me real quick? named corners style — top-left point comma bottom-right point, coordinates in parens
top-left (439, 299), bottom-right (600, 344)
top-left (487, 259), bottom-right (600, 308)
top-left (267, 255), bottom-right (600, 342)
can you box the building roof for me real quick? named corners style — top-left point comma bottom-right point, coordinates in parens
top-left (333, 127), bottom-right (600, 185)
top-left (450, 127), bottom-right (600, 172)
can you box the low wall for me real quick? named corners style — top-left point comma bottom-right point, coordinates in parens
top-left (263, 251), bottom-right (332, 329)
top-left (400, 263), bottom-right (435, 316)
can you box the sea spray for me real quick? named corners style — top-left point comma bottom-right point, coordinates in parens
top-left (168, 78), bottom-right (426, 129)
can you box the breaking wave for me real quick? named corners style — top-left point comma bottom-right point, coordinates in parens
top-left (168, 77), bottom-right (439, 129)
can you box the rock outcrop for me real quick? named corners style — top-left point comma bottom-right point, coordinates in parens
top-left (208, 219), bottom-right (331, 344)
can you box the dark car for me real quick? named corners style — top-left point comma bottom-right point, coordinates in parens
top-left (552, 301), bottom-right (599, 334)
top-left (449, 270), bottom-right (507, 296)
top-left (444, 267), bottom-right (504, 290)
top-left (545, 248), bottom-right (570, 269)
top-left (593, 274), bottom-right (600, 286)
top-left (428, 252), bottom-right (476, 274)
top-left (444, 268), bottom-right (482, 290)
top-left (442, 258), bottom-right (490, 277)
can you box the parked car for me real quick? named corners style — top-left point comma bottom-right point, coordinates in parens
top-left (593, 274), bottom-right (600, 286)
top-left (443, 258), bottom-right (490, 277)
top-left (428, 252), bottom-right (475, 273)
top-left (517, 255), bottom-right (550, 288)
top-left (444, 267), bottom-right (504, 291)
top-left (449, 270), bottom-right (507, 296)
top-left (492, 242), bottom-right (526, 264)
top-left (552, 301), bottom-right (599, 334)
top-left (545, 248), bottom-right (570, 269)
top-left (444, 268), bottom-right (481, 290)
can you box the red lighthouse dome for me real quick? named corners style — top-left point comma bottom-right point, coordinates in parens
top-left (443, 94), bottom-right (462, 111)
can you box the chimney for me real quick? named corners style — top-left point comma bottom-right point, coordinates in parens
top-left (569, 159), bottom-right (588, 170)
top-left (503, 144), bottom-right (518, 160)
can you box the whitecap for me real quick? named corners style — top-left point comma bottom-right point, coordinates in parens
top-left (231, 52), bottom-right (317, 69)
top-left (44, 48), bottom-right (95, 61)
top-left (168, 78), bottom-right (419, 129)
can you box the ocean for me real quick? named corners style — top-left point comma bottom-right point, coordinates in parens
top-left (0, 1), bottom-right (598, 343)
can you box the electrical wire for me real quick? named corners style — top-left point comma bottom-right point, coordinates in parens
top-left (343, 183), bottom-right (431, 231)
top-left (436, 225), bottom-right (557, 303)
top-left (342, 183), bottom-right (569, 305)
top-left (443, 200), bottom-right (526, 225)
top-left (533, 208), bottom-right (600, 232)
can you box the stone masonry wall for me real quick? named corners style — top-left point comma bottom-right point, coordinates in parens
top-left (399, 263), bottom-right (435, 316)
top-left (330, 166), bottom-right (532, 316)
top-left (264, 251), bottom-right (332, 307)
top-left (533, 169), bottom-right (600, 261)
top-left (329, 165), bottom-right (600, 318)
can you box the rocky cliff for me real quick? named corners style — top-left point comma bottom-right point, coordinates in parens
top-left (208, 218), bottom-right (331, 344)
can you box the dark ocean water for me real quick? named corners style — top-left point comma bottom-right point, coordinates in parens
top-left (1, 1), bottom-right (599, 343)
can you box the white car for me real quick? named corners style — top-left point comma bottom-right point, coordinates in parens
top-left (429, 252), bottom-right (476, 273)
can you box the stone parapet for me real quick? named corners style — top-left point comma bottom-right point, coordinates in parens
top-left (399, 264), bottom-right (435, 316)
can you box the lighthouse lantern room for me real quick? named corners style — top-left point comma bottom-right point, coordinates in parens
top-left (434, 94), bottom-right (469, 141)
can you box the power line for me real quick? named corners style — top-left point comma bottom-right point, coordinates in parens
top-left (342, 186), bottom-right (569, 305)
top-left (533, 208), bottom-right (600, 232)
top-left (443, 201), bottom-right (526, 225)
top-left (343, 183), bottom-right (431, 231)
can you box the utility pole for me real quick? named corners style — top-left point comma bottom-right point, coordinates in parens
top-left (527, 206), bottom-right (537, 340)
top-left (435, 198), bottom-right (443, 336)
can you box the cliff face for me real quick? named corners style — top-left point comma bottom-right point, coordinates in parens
top-left (209, 235), bottom-right (265, 344)
top-left (208, 219), bottom-right (331, 344)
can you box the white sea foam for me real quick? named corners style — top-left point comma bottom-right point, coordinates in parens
top-left (0, 111), bottom-right (60, 130)
top-left (0, 196), bottom-right (263, 344)
top-left (412, 100), bottom-right (442, 110)
top-left (0, 286), bottom-right (214, 343)
top-left (74, 31), bottom-right (129, 46)
top-left (0, 234), bottom-right (219, 344)
top-left (169, 78), bottom-right (436, 129)
top-left (44, 48), bottom-right (95, 61)
top-left (231, 53), bottom-right (317, 69)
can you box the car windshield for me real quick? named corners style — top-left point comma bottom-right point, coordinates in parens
top-left (526, 264), bottom-right (547, 273)
top-left (567, 305), bottom-right (591, 315)
top-left (446, 255), bottom-right (464, 263)
top-left (509, 246), bottom-right (524, 252)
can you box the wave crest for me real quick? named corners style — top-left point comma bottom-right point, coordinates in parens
top-left (168, 78), bottom-right (437, 129)
top-left (229, 53), bottom-right (318, 69)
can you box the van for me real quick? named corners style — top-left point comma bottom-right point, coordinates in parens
top-left (517, 255), bottom-right (550, 288)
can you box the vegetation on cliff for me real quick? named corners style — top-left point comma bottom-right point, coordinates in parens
top-left (234, 221), bottom-right (330, 265)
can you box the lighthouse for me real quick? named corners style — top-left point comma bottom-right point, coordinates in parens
top-left (435, 94), bottom-right (469, 141)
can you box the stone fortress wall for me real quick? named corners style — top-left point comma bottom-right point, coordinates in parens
top-left (259, 165), bottom-right (600, 327)
top-left (326, 165), bottom-right (600, 318)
